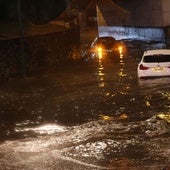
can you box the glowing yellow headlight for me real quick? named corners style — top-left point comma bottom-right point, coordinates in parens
top-left (96, 46), bottom-right (103, 59)
top-left (118, 46), bottom-right (123, 52)
top-left (97, 46), bottom-right (102, 52)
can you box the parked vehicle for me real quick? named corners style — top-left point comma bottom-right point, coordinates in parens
top-left (89, 36), bottom-right (126, 61)
top-left (137, 49), bottom-right (170, 78)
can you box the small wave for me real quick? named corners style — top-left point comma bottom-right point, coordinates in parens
top-left (15, 123), bottom-right (68, 135)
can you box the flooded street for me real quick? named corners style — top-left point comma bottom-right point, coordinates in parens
top-left (0, 51), bottom-right (170, 169)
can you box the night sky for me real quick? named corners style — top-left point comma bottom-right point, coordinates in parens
top-left (0, 0), bottom-right (70, 22)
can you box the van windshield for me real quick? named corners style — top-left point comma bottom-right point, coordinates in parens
top-left (143, 55), bottom-right (170, 63)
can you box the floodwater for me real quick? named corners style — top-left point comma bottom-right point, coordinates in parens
top-left (0, 50), bottom-right (170, 169)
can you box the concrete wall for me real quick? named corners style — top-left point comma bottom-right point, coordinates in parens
top-left (114, 0), bottom-right (170, 27)
top-left (98, 26), bottom-right (165, 42)
top-left (122, 0), bottom-right (163, 27)
top-left (97, 0), bottom-right (170, 43)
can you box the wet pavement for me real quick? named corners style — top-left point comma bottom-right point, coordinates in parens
top-left (0, 50), bottom-right (170, 169)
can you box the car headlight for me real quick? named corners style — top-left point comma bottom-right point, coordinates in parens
top-left (96, 46), bottom-right (103, 52)
top-left (118, 46), bottom-right (123, 52)
top-left (95, 46), bottom-right (103, 59)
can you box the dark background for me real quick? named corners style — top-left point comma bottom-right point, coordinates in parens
top-left (0, 0), bottom-right (69, 23)
top-left (0, 0), bottom-right (127, 23)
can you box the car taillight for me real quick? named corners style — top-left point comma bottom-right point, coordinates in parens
top-left (139, 64), bottom-right (149, 70)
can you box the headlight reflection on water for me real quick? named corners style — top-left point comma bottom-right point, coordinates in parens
top-left (119, 53), bottom-right (127, 77)
top-left (97, 59), bottom-right (105, 88)
top-left (157, 113), bottom-right (170, 123)
top-left (15, 123), bottom-right (67, 135)
top-left (99, 114), bottom-right (128, 121)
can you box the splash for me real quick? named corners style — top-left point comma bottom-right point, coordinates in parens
top-left (15, 123), bottom-right (67, 135)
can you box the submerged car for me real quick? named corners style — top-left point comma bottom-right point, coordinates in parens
top-left (137, 49), bottom-right (170, 78)
top-left (89, 36), bottom-right (126, 61)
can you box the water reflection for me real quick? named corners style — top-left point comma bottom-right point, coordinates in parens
top-left (138, 77), bottom-right (170, 111)
top-left (99, 114), bottom-right (128, 121)
top-left (138, 77), bottom-right (170, 88)
top-left (97, 59), bottom-right (105, 88)
top-left (15, 123), bottom-right (67, 135)
top-left (119, 53), bottom-right (127, 78)
top-left (157, 113), bottom-right (170, 123)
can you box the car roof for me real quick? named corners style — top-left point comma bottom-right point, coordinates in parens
top-left (96, 36), bottom-right (116, 40)
top-left (143, 49), bottom-right (170, 56)
top-left (98, 36), bottom-right (114, 38)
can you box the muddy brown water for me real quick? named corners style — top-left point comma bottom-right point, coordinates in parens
top-left (0, 52), bottom-right (169, 169)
